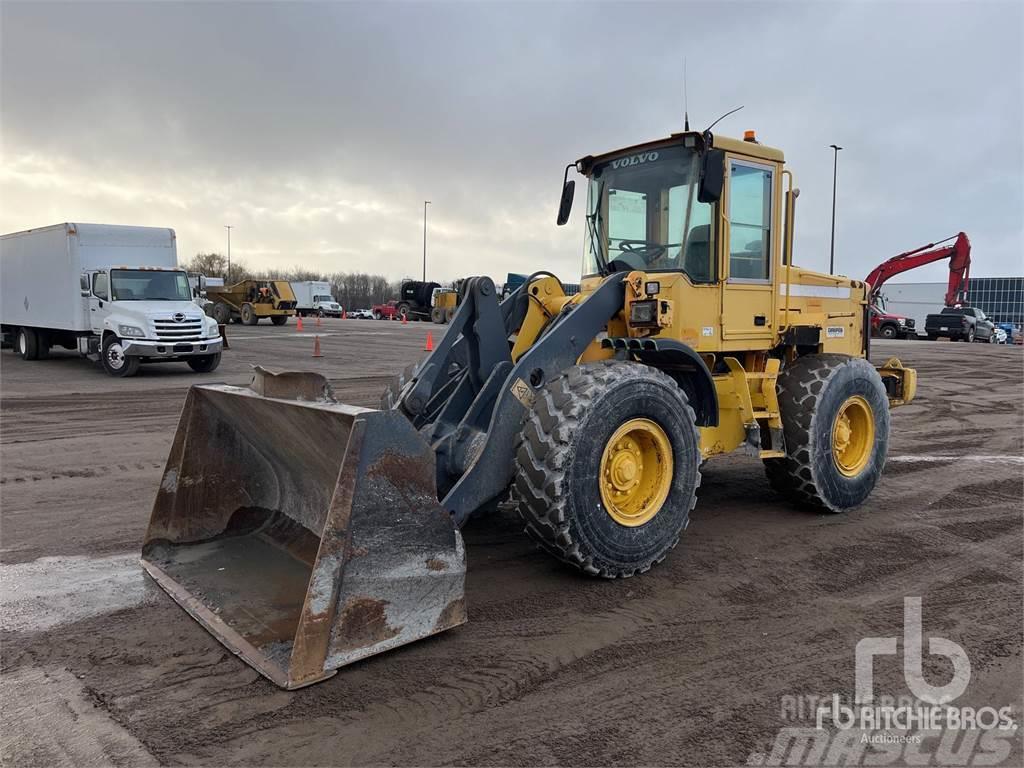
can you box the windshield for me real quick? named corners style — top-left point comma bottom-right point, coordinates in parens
top-left (111, 269), bottom-right (191, 301)
top-left (583, 144), bottom-right (713, 280)
top-left (314, 295), bottom-right (337, 304)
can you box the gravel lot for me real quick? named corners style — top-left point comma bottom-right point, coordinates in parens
top-left (2, 320), bottom-right (1021, 766)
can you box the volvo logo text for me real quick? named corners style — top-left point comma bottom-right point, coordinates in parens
top-left (610, 151), bottom-right (659, 169)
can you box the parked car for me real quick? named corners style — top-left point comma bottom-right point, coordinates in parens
top-left (924, 306), bottom-right (996, 343)
top-left (993, 327), bottom-right (1008, 344)
top-left (870, 305), bottom-right (915, 339)
top-left (348, 308), bottom-right (373, 319)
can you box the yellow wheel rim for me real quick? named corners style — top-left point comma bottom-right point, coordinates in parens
top-left (599, 418), bottom-right (673, 527)
top-left (832, 396), bottom-right (875, 477)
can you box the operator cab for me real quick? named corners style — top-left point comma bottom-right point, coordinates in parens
top-left (562, 131), bottom-right (785, 289)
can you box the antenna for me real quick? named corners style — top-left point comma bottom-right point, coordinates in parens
top-left (705, 105), bottom-right (744, 134)
top-left (683, 57), bottom-right (689, 131)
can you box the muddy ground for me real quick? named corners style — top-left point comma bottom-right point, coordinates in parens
top-left (2, 320), bottom-right (1021, 766)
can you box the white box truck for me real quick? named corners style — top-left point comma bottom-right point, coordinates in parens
top-left (1, 223), bottom-right (223, 377)
top-left (290, 280), bottom-right (343, 317)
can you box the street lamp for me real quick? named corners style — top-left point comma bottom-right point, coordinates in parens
top-left (422, 201), bottom-right (431, 281)
top-left (829, 144), bottom-right (842, 275)
top-left (224, 225), bottom-right (233, 281)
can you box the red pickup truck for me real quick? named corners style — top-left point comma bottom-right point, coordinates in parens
top-left (372, 301), bottom-right (399, 320)
top-left (870, 305), bottom-right (916, 339)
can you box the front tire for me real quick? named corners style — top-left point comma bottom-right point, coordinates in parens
top-left (511, 361), bottom-right (701, 578)
top-left (764, 354), bottom-right (889, 513)
top-left (270, 315), bottom-right (288, 326)
top-left (187, 353), bottom-right (221, 373)
top-left (101, 335), bottom-right (140, 377)
top-left (879, 324), bottom-right (897, 339)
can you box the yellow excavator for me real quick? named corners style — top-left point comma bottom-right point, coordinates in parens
top-left (142, 128), bottom-right (916, 688)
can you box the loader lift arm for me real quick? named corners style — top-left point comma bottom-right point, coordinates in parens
top-left (864, 231), bottom-right (971, 307)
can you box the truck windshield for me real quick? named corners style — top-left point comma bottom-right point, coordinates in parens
top-left (583, 144), bottom-right (713, 281)
top-left (111, 270), bottom-right (192, 301)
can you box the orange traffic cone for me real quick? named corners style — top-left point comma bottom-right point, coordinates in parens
top-left (296, 315), bottom-right (304, 332)
top-left (401, 313), bottom-right (407, 325)
top-left (425, 331), bottom-right (434, 351)
top-left (312, 335), bottom-right (323, 358)
top-left (315, 314), bottom-right (322, 328)
top-left (342, 309), bottom-right (347, 319)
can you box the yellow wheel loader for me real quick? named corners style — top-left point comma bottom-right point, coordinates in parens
top-left (142, 129), bottom-right (916, 688)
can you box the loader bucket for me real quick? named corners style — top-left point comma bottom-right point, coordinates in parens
top-left (141, 368), bottom-right (466, 689)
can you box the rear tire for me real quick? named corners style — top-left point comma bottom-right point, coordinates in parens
top-left (212, 303), bottom-right (232, 325)
top-left (16, 327), bottom-right (39, 360)
top-left (101, 335), bottom-right (140, 377)
top-left (396, 302), bottom-right (411, 321)
top-left (764, 354), bottom-right (889, 513)
top-left (964, 327), bottom-right (975, 342)
top-left (445, 307), bottom-right (456, 323)
top-left (270, 315), bottom-right (288, 326)
top-left (240, 303), bottom-right (258, 325)
top-left (431, 307), bottom-right (445, 324)
top-left (511, 361), bottom-right (701, 578)
top-left (373, 310), bottom-right (383, 320)
top-left (187, 353), bottom-right (221, 373)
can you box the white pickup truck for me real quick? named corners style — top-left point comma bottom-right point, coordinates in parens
top-left (1, 223), bottom-right (223, 377)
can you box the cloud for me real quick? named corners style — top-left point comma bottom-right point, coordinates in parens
top-left (1, 1), bottom-right (1021, 285)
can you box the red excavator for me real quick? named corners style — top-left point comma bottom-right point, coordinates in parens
top-left (864, 232), bottom-right (972, 338)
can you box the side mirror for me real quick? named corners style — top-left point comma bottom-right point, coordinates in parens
top-left (557, 180), bottom-right (575, 226)
top-left (698, 149), bottom-right (725, 204)
top-left (198, 275), bottom-right (207, 291)
top-left (556, 162), bottom-right (577, 226)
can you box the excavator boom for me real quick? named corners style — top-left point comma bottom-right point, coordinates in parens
top-left (865, 231), bottom-right (971, 307)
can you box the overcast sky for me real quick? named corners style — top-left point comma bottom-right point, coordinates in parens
top-left (2, 1), bottom-right (1021, 285)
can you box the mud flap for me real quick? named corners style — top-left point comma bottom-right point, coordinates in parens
top-left (141, 369), bottom-right (466, 689)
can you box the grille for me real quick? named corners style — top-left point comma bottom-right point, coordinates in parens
top-left (154, 317), bottom-right (204, 342)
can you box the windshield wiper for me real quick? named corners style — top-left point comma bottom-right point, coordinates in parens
top-left (585, 180), bottom-right (609, 275)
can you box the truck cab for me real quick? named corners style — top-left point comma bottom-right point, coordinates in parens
top-left (84, 266), bottom-right (222, 375)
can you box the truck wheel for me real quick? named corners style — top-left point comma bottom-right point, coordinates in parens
top-left (187, 353), bottom-right (221, 373)
top-left (444, 307), bottom-right (455, 323)
top-left (240, 303), bottom-right (258, 325)
top-left (212, 303), bottom-right (232, 325)
top-left (511, 361), bottom-right (701, 578)
top-left (963, 327), bottom-right (975, 342)
top-left (16, 327), bottom-right (39, 360)
top-left (373, 311), bottom-right (383, 320)
top-left (764, 354), bottom-right (889, 513)
top-left (396, 302), bottom-right (411, 321)
top-left (270, 315), bottom-right (288, 326)
top-left (430, 307), bottom-right (445, 324)
top-left (101, 335), bottom-right (141, 377)
top-left (879, 324), bottom-right (897, 339)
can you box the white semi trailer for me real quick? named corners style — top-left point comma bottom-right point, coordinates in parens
top-left (290, 280), bottom-right (343, 317)
top-left (1, 223), bottom-right (223, 377)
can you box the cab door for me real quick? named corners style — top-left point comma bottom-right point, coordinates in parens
top-left (89, 271), bottom-right (111, 334)
top-left (720, 158), bottom-right (777, 343)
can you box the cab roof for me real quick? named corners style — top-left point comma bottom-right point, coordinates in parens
top-left (578, 131), bottom-right (784, 171)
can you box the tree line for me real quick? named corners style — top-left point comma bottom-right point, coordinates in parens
top-left (183, 252), bottom-right (400, 309)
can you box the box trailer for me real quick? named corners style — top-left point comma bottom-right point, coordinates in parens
top-left (1, 223), bottom-right (223, 377)
top-left (290, 280), bottom-right (343, 317)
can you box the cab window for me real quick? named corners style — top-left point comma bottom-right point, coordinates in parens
top-left (728, 161), bottom-right (772, 281)
top-left (92, 273), bottom-right (109, 300)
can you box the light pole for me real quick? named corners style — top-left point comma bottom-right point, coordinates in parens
top-left (422, 201), bottom-right (431, 281)
top-left (224, 225), bottom-right (233, 281)
top-left (829, 144), bottom-right (842, 275)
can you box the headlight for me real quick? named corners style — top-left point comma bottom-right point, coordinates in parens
top-left (118, 325), bottom-right (145, 337)
top-left (898, 318), bottom-right (906, 325)
top-left (629, 299), bottom-right (658, 326)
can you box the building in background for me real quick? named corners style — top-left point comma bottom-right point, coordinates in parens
top-left (879, 277), bottom-right (1024, 337)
